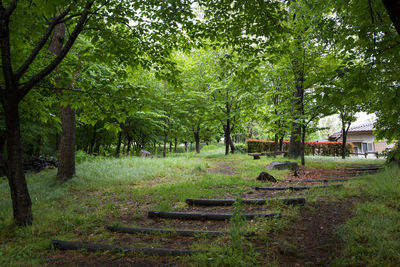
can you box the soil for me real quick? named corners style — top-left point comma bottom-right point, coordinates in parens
top-left (267, 199), bottom-right (356, 267)
top-left (46, 164), bottom-right (368, 267)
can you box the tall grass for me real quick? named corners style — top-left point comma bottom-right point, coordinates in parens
top-left (334, 166), bottom-right (400, 266)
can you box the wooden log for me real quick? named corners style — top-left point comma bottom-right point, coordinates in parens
top-left (185, 197), bottom-right (305, 206)
top-left (105, 226), bottom-right (227, 236)
top-left (254, 184), bottom-right (344, 191)
top-left (51, 240), bottom-right (201, 256)
top-left (285, 178), bottom-right (353, 183)
top-left (148, 211), bottom-right (280, 221)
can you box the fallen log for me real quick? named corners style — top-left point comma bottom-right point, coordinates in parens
top-left (185, 197), bottom-right (305, 206)
top-left (51, 240), bottom-right (201, 256)
top-left (148, 211), bottom-right (280, 221)
top-left (105, 226), bottom-right (227, 236)
top-left (254, 184), bottom-right (344, 191)
top-left (285, 178), bottom-right (353, 183)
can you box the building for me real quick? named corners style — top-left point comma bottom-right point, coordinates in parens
top-left (328, 122), bottom-right (389, 157)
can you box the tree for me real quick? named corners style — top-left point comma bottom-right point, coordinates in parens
top-left (0, 0), bottom-right (197, 226)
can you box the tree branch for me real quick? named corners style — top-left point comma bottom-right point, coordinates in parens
top-left (5, 0), bottom-right (18, 18)
top-left (19, 1), bottom-right (95, 100)
top-left (0, 6), bottom-right (15, 89)
top-left (14, 8), bottom-right (71, 81)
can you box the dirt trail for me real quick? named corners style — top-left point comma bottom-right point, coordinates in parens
top-left (47, 164), bottom-right (373, 266)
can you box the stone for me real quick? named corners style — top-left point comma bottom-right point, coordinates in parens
top-left (256, 172), bottom-right (277, 182)
top-left (140, 150), bottom-right (151, 157)
top-left (267, 161), bottom-right (299, 171)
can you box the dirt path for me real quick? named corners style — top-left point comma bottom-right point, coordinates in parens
top-left (269, 199), bottom-right (356, 266)
top-left (46, 164), bottom-right (372, 266)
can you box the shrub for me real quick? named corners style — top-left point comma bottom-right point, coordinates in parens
top-left (247, 139), bottom-right (353, 157)
top-left (235, 143), bottom-right (247, 153)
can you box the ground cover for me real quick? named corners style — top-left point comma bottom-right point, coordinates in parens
top-left (1, 148), bottom-right (397, 266)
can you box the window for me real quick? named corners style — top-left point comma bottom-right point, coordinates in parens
top-left (354, 147), bottom-right (358, 154)
top-left (368, 143), bottom-right (374, 152)
top-left (362, 143), bottom-right (368, 152)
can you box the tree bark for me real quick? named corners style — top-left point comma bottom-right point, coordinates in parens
top-left (57, 104), bottom-right (76, 181)
top-left (4, 102), bottom-right (33, 225)
top-left (193, 125), bottom-right (201, 153)
top-left (301, 125), bottom-right (306, 166)
top-left (174, 138), bottom-right (177, 153)
top-left (50, 23), bottom-right (76, 181)
top-left (288, 56), bottom-right (304, 159)
top-left (163, 132), bottom-right (168, 157)
top-left (184, 141), bottom-right (188, 152)
top-left (382, 0), bottom-right (400, 36)
top-left (116, 131), bottom-right (122, 157)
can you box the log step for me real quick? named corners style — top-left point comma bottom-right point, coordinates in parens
top-left (106, 226), bottom-right (228, 236)
top-left (51, 240), bottom-right (202, 256)
top-left (285, 178), bottom-right (352, 183)
top-left (185, 197), bottom-right (305, 206)
top-left (254, 184), bottom-right (344, 191)
top-left (148, 211), bottom-right (280, 221)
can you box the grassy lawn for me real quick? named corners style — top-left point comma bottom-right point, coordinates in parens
top-left (1, 148), bottom-right (398, 266)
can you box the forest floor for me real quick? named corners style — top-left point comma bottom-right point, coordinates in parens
top-left (1, 149), bottom-right (399, 266)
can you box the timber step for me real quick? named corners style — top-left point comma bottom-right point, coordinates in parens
top-left (185, 197), bottom-right (305, 206)
top-left (106, 226), bottom-right (228, 236)
top-left (254, 184), bottom-right (344, 191)
top-left (285, 178), bottom-right (353, 183)
top-left (51, 240), bottom-right (202, 256)
top-left (148, 211), bottom-right (280, 221)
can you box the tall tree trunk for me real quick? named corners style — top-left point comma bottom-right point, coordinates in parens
top-left (288, 56), bottom-right (304, 158)
top-left (223, 125), bottom-right (230, 155)
top-left (301, 125), bottom-right (306, 166)
top-left (169, 142), bottom-right (172, 153)
top-left (126, 135), bottom-right (132, 155)
top-left (4, 102), bottom-right (33, 225)
top-left (116, 131), bottom-right (122, 157)
top-left (279, 134), bottom-right (284, 151)
top-left (57, 105), bottom-right (76, 180)
top-left (49, 23), bottom-right (76, 181)
top-left (163, 132), bottom-right (168, 157)
top-left (174, 138), bottom-right (177, 153)
top-left (193, 125), bottom-right (201, 153)
top-left (341, 121), bottom-right (351, 159)
top-left (229, 136), bottom-right (235, 154)
top-left (274, 134), bottom-right (279, 153)
top-left (184, 141), bottom-right (188, 152)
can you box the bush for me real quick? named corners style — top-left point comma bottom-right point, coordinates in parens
top-left (235, 143), bottom-right (247, 154)
top-left (247, 139), bottom-right (353, 157)
top-left (75, 150), bottom-right (96, 163)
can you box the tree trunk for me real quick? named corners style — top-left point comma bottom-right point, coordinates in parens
top-left (89, 124), bottom-right (97, 154)
top-left (48, 23), bottom-right (76, 181)
top-left (301, 125), bottom-right (306, 166)
top-left (288, 56), bottom-right (304, 159)
top-left (193, 125), bottom-right (201, 154)
top-left (229, 136), bottom-right (235, 154)
top-left (174, 138), bottom-right (177, 153)
top-left (126, 135), bottom-right (132, 155)
top-left (116, 131), bottom-right (122, 157)
top-left (163, 132), bottom-right (168, 157)
top-left (184, 141), bottom-right (188, 152)
top-left (223, 125), bottom-right (230, 155)
top-left (57, 104), bottom-right (76, 181)
top-left (382, 0), bottom-right (400, 36)
top-left (274, 134), bottom-right (279, 153)
top-left (279, 135), bottom-right (284, 151)
top-left (4, 102), bottom-right (33, 225)
top-left (169, 142), bottom-right (172, 153)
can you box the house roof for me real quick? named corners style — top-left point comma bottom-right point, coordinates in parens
top-left (328, 122), bottom-right (375, 141)
top-left (347, 122), bottom-right (375, 132)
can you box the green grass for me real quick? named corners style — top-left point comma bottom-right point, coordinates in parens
top-left (333, 166), bottom-right (400, 266)
top-left (0, 148), bottom-right (389, 266)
